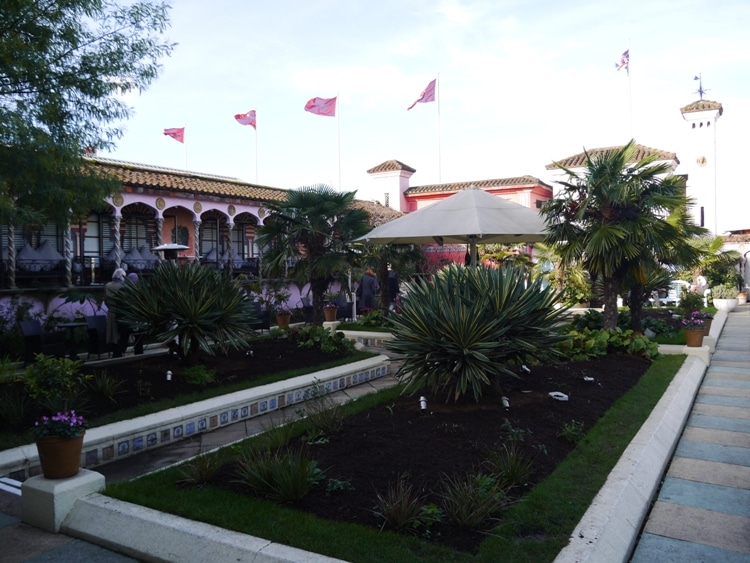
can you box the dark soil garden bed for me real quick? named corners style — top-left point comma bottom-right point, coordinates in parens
top-left (195, 350), bottom-right (652, 554)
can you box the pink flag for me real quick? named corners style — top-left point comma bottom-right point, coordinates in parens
top-left (407, 78), bottom-right (437, 110)
top-left (163, 127), bottom-right (185, 143)
top-left (234, 110), bottom-right (257, 129)
top-left (304, 96), bottom-right (337, 117)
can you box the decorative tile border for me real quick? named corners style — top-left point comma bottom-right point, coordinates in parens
top-left (1, 355), bottom-right (390, 480)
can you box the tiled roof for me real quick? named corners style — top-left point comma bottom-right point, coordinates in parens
top-left (545, 144), bottom-right (679, 170)
top-left (405, 176), bottom-right (551, 195)
top-left (89, 157), bottom-right (401, 227)
top-left (354, 200), bottom-right (403, 226)
top-left (90, 157), bottom-right (288, 202)
top-left (366, 160), bottom-right (417, 174)
top-left (680, 99), bottom-right (723, 116)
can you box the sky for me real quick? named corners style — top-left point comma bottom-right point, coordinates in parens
top-left (109, 0), bottom-right (750, 231)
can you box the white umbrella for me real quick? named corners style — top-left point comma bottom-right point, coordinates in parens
top-left (355, 187), bottom-right (547, 266)
top-left (153, 243), bottom-right (189, 261)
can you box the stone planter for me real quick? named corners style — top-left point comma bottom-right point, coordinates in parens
top-left (35, 433), bottom-right (85, 479)
top-left (713, 298), bottom-right (738, 313)
top-left (684, 328), bottom-right (704, 348)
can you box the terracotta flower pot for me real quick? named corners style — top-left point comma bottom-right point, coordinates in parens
top-left (276, 314), bottom-right (291, 329)
top-left (324, 308), bottom-right (338, 322)
top-left (35, 433), bottom-right (85, 479)
top-left (703, 318), bottom-right (713, 336)
top-left (684, 328), bottom-right (704, 348)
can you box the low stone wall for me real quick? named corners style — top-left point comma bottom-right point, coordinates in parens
top-left (0, 355), bottom-right (390, 481)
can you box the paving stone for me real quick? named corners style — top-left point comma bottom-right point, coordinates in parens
top-left (675, 439), bottom-right (750, 467)
top-left (633, 533), bottom-right (750, 563)
top-left (658, 477), bottom-right (750, 518)
top-left (668, 457), bottom-right (750, 489)
top-left (682, 425), bottom-right (750, 448)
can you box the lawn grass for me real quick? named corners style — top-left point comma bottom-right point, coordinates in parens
top-left (337, 321), bottom-right (393, 333)
top-left (106, 354), bottom-right (684, 562)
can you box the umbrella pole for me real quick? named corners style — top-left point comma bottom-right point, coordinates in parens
top-left (470, 237), bottom-right (478, 268)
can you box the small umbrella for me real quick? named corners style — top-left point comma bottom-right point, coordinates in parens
top-left (153, 243), bottom-right (189, 261)
top-left (355, 187), bottom-right (546, 266)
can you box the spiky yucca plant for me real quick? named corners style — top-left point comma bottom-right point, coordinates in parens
top-left (108, 262), bottom-right (255, 364)
top-left (386, 264), bottom-right (569, 402)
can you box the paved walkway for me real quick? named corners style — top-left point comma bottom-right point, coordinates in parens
top-left (632, 305), bottom-right (750, 562)
top-left (2, 318), bottom-right (750, 562)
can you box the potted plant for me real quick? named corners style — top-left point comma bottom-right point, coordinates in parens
top-left (22, 354), bottom-right (90, 478)
top-left (681, 316), bottom-right (705, 347)
top-left (323, 301), bottom-right (338, 322)
top-left (271, 288), bottom-right (292, 329)
top-left (711, 285), bottom-right (739, 312)
top-left (690, 310), bottom-right (713, 335)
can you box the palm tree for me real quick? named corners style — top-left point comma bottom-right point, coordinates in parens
top-left (255, 185), bottom-right (371, 325)
top-left (543, 139), bottom-right (702, 330)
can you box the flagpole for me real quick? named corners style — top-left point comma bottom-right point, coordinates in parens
top-left (437, 74), bottom-right (442, 183)
top-left (628, 39), bottom-right (633, 139)
top-left (337, 92), bottom-right (341, 189)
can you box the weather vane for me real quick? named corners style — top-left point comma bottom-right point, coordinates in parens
top-left (693, 74), bottom-right (708, 100)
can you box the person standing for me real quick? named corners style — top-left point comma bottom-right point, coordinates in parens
top-left (387, 267), bottom-right (400, 311)
top-left (358, 269), bottom-right (379, 310)
top-left (105, 268), bottom-right (129, 357)
top-left (126, 272), bottom-right (144, 354)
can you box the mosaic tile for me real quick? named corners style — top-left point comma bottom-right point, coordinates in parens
top-left (240, 406), bottom-right (248, 418)
top-left (85, 449), bottom-right (99, 466)
top-left (220, 412), bottom-right (229, 424)
top-left (160, 429), bottom-right (170, 442)
top-left (102, 445), bottom-right (114, 461)
top-left (117, 441), bottom-right (129, 456)
top-left (269, 398), bottom-right (277, 409)
top-left (251, 402), bottom-right (258, 415)
top-left (231, 409), bottom-right (239, 421)
top-left (185, 422), bottom-right (195, 436)
top-left (147, 433), bottom-right (157, 447)
top-left (173, 425), bottom-right (183, 439)
top-left (259, 401), bottom-right (267, 412)
top-left (209, 415), bottom-right (218, 428)
top-left (132, 436), bottom-right (144, 451)
top-left (295, 390), bottom-right (302, 402)
top-left (198, 418), bottom-right (207, 431)
top-left (279, 395), bottom-right (287, 408)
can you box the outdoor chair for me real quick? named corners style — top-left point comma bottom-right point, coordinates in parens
top-left (300, 296), bottom-right (314, 324)
top-left (85, 315), bottom-right (113, 360)
top-left (18, 319), bottom-right (68, 366)
top-left (335, 294), bottom-right (354, 321)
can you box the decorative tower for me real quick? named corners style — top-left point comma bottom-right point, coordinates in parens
top-left (680, 75), bottom-right (723, 234)
top-left (366, 160), bottom-right (416, 212)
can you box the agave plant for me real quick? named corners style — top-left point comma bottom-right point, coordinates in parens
top-left (387, 264), bottom-right (569, 402)
top-left (108, 262), bottom-right (255, 364)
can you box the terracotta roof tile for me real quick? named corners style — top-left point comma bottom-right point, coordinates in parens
top-left (680, 99), bottom-right (723, 116)
top-left (90, 157), bottom-right (288, 202)
top-left (366, 160), bottom-right (417, 174)
top-left (545, 144), bottom-right (679, 170)
top-left (405, 176), bottom-right (551, 195)
top-left (354, 200), bottom-right (404, 227)
top-left (90, 157), bottom-right (400, 227)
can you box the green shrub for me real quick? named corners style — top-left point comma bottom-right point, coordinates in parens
top-left (296, 380), bottom-right (345, 434)
top-left (176, 454), bottom-right (222, 487)
top-left (558, 420), bottom-right (586, 444)
top-left (483, 443), bottom-right (535, 491)
top-left (712, 285), bottom-right (739, 299)
top-left (183, 365), bottom-right (216, 386)
top-left (89, 370), bottom-right (126, 403)
top-left (234, 447), bottom-right (324, 504)
top-left (290, 325), bottom-right (354, 355)
top-left (22, 354), bottom-right (89, 412)
top-left (677, 290), bottom-right (705, 317)
top-left (569, 309), bottom-right (630, 331)
top-left (387, 264), bottom-right (569, 402)
top-left (107, 262), bottom-right (254, 364)
top-left (0, 385), bottom-right (31, 429)
top-left (439, 472), bottom-right (509, 530)
top-left (557, 328), bottom-right (659, 361)
top-left (372, 475), bottom-right (441, 535)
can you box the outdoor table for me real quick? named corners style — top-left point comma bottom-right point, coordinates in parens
top-left (56, 321), bottom-right (88, 360)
